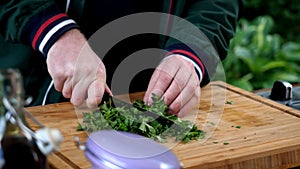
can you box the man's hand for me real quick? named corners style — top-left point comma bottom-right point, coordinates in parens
top-left (143, 55), bottom-right (201, 117)
top-left (47, 29), bottom-right (106, 108)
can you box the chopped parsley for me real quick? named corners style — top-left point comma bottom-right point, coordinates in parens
top-left (77, 94), bottom-right (205, 143)
top-left (225, 100), bottom-right (234, 105)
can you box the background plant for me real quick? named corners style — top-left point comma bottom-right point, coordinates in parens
top-left (215, 16), bottom-right (300, 91)
top-left (242, 0), bottom-right (300, 42)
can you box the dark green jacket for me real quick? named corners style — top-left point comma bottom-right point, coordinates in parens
top-left (0, 0), bottom-right (243, 106)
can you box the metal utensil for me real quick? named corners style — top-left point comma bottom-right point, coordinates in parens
top-left (103, 94), bottom-right (178, 129)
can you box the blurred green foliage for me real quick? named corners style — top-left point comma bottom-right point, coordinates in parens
top-left (215, 1), bottom-right (300, 91)
top-left (242, 0), bottom-right (300, 42)
top-left (216, 16), bottom-right (300, 91)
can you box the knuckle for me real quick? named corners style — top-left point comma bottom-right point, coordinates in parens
top-left (160, 72), bottom-right (172, 83)
top-left (62, 87), bottom-right (71, 98)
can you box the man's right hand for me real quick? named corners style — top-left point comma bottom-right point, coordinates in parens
top-left (46, 29), bottom-right (107, 108)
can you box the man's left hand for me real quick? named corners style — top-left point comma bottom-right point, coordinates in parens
top-left (143, 55), bottom-right (201, 117)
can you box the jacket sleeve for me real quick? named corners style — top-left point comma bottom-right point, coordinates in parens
top-left (0, 0), bottom-right (79, 57)
top-left (165, 0), bottom-right (243, 86)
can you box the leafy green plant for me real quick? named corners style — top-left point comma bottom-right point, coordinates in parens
top-left (243, 0), bottom-right (300, 41)
top-left (217, 15), bottom-right (300, 91)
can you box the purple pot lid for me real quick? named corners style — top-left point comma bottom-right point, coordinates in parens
top-left (85, 130), bottom-right (181, 169)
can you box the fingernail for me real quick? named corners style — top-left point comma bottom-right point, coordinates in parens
top-left (105, 84), bottom-right (113, 96)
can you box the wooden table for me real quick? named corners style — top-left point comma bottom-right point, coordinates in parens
top-left (25, 81), bottom-right (300, 169)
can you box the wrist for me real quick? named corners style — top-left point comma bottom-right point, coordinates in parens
top-left (21, 5), bottom-right (79, 57)
top-left (47, 29), bottom-right (85, 59)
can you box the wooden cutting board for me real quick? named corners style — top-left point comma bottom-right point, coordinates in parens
top-left (25, 81), bottom-right (300, 169)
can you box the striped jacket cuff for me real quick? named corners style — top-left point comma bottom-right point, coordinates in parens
top-left (21, 5), bottom-right (79, 57)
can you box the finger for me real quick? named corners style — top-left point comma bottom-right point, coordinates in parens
top-left (70, 78), bottom-right (90, 106)
top-left (149, 69), bottom-right (174, 98)
top-left (86, 66), bottom-right (106, 108)
top-left (86, 79), bottom-right (105, 109)
top-left (49, 64), bottom-right (73, 92)
top-left (143, 68), bottom-right (161, 103)
top-left (177, 87), bottom-right (201, 117)
top-left (144, 57), bottom-right (177, 103)
top-left (144, 70), bottom-right (173, 105)
top-left (162, 65), bottom-right (192, 106)
top-left (105, 84), bottom-right (113, 96)
top-left (52, 76), bottom-right (67, 92)
top-left (168, 76), bottom-right (199, 115)
top-left (144, 64), bottom-right (179, 104)
top-left (61, 77), bottom-right (74, 98)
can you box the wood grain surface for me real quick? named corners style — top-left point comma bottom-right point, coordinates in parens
top-left (25, 81), bottom-right (300, 169)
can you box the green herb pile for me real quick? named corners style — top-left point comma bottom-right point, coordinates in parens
top-left (77, 95), bottom-right (205, 143)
